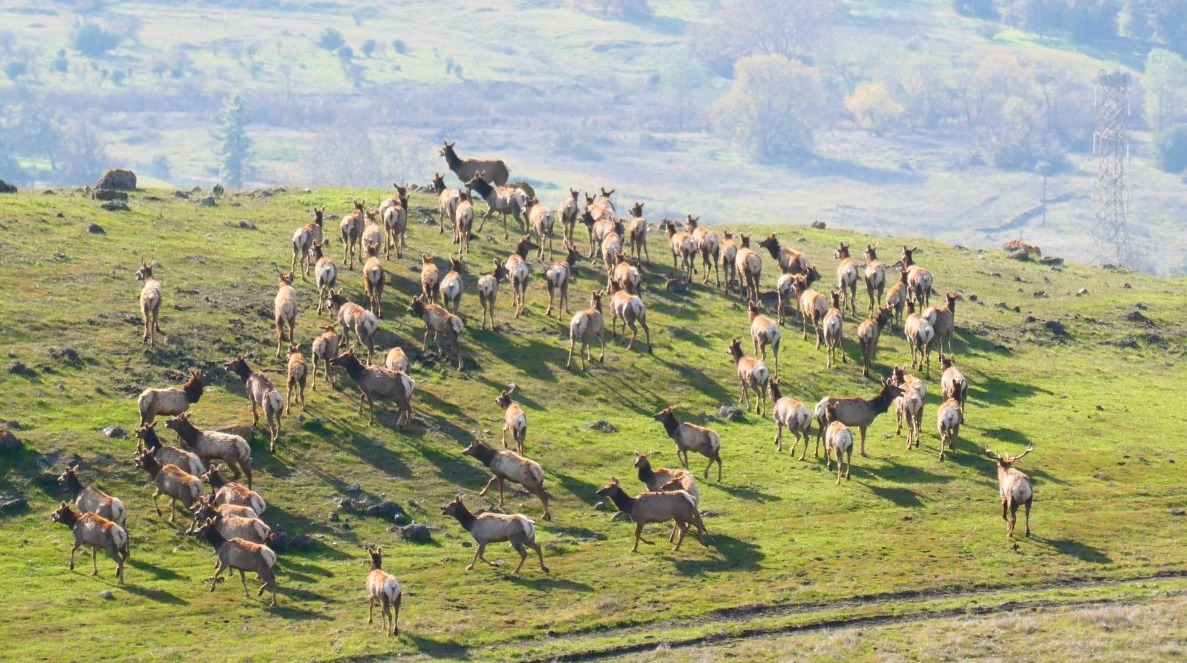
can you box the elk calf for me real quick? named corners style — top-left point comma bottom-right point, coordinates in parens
top-left (286, 343), bottom-right (307, 412)
top-left (51, 502), bottom-right (129, 583)
top-left (365, 547), bottom-right (403, 636)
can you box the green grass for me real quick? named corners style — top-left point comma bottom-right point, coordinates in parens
top-left (0, 188), bottom-right (1184, 661)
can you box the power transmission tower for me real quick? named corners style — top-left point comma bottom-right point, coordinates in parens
top-left (1091, 70), bottom-right (1132, 269)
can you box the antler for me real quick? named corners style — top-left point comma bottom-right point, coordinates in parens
top-left (1011, 444), bottom-right (1035, 462)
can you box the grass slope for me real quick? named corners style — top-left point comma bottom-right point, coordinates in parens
top-left (0, 188), bottom-right (1184, 661)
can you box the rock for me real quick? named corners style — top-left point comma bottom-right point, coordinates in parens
top-left (0, 495), bottom-right (28, 512)
top-left (1006, 248), bottom-right (1031, 261)
top-left (1123, 282), bottom-right (1132, 289)
top-left (223, 220), bottom-right (257, 231)
top-left (717, 405), bottom-right (744, 421)
top-left (328, 512), bottom-right (340, 522)
top-left (100, 426), bottom-right (128, 439)
top-left (8, 362), bottom-right (33, 376)
top-left (0, 428), bottom-right (20, 452)
top-left (665, 276), bottom-right (691, 294)
top-left (345, 483), bottom-right (362, 493)
top-left (1033, 290), bottom-right (1047, 298)
top-left (197, 196), bottom-right (216, 206)
top-left (213, 183), bottom-right (225, 196)
top-left (336, 497), bottom-right (355, 512)
top-left (290, 535), bottom-right (318, 552)
top-left (49, 347), bottom-right (82, 366)
top-left (98, 590), bottom-right (115, 600)
top-left (0, 179), bottom-right (16, 193)
top-left (392, 512), bottom-right (411, 526)
top-left (87, 223), bottom-right (106, 235)
top-left (364, 501), bottom-right (406, 519)
top-left (1172, 508), bottom-right (1186, 516)
top-left (172, 190), bottom-right (190, 199)
top-left (1044, 320), bottom-right (1068, 337)
top-left (92, 189), bottom-right (128, 202)
top-left (341, 521), bottom-right (352, 531)
top-left (5, 421), bottom-right (20, 430)
top-left (398, 523), bottom-right (433, 543)
top-left (100, 200), bottom-right (130, 212)
top-left (611, 511), bottom-right (633, 522)
top-left (586, 420), bottom-right (618, 433)
top-left (96, 169), bottom-right (137, 191)
top-left (810, 220), bottom-right (826, 229)
top-left (593, 501), bottom-right (607, 511)
top-left (1124, 310), bottom-right (1152, 325)
top-left (1040, 256), bottom-right (1064, 266)
top-left (1077, 288), bottom-right (1088, 296)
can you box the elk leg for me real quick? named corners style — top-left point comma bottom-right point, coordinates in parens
top-left (369, 596), bottom-right (374, 624)
top-left (391, 593), bottom-right (401, 636)
top-left (510, 540), bottom-right (528, 575)
top-left (479, 475), bottom-right (499, 497)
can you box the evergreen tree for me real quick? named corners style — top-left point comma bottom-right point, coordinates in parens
top-left (213, 94), bottom-right (251, 189)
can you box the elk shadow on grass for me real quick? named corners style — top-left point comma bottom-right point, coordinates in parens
top-left (956, 327), bottom-right (1012, 357)
top-left (655, 357), bottom-right (735, 405)
top-left (977, 427), bottom-right (1065, 485)
top-left (862, 458), bottom-right (953, 485)
top-left (471, 332), bottom-right (562, 383)
top-left (713, 483), bottom-right (780, 503)
top-left (551, 471), bottom-right (605, 507)
top-left (546, 524), bottom-right (608, 541)
top-left (973, 375), bottom-right (1052, 408)
top-left (127, 558), bottom-right (186, 581)
top-left (121, 583), bottom-right (189, 606)
top-left (671, 533), bottom-right (764, 576)
top-left (407, 438), bottom-right (491, 488)
top-left (506, 575), bottom-right (594, 593)
top-left (864, 484), bottom-right (924, 508)
top-left (405, 633), bottom-right (471, 659)
top-left (1030, 535), bottom-right (1113, 564)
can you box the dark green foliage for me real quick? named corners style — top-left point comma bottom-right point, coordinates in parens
top-left (1154, 124), bottom-right (1187, 173)
top-left (70, 23), bottom-right (120, 59)
top-left (318, 27), bottom-right (345, 51)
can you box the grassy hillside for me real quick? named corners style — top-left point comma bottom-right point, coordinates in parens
top-left (0, 188), bottom-right (1184, 661)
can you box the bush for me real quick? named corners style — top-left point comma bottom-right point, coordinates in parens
top-left (1154, 124), bottom-right (1187, 173)
top-left (318, 28), bottom-right (345, 51)
top-left (71, 23), bottom-right (120, 58)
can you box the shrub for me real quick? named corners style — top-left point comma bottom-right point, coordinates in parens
top-left (1154, 124), bottom-right (1187, 173)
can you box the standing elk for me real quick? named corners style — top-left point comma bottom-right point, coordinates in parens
top-left (686, 215), bottom-right (721, 287)
top-left (273, 269), bottom-right (298, 358)
top-left (440, 256), bottom-right (465, 314)
top-left (407, 294), bottom-right (464, 371)
top-left (758, 234), bottom-right (811, 275)
top-left (734, 233), bottom-right (762, 304)
top-left (505, 235), bottom-right (538, 318)
top-left (431, 172), bottom-right (460, 238)
top-left (769, 378), bottom-right (812, 456)
top-left (291, 207), bottom-right (324, 277)
top-left (863, 244), bottom-right (886, 312)
top-left (814, 379), bottom-right (903, 458)
top-left (661, 219), bottom-right (697, 282)
top-left (135, 261), bottom-right (163, 346)
top-left (608, 282), bottom-right (652, 353)
top-left (545, 244), bottom-right (582, 318)
top-left (365, 546), bottom-right (403, 637)
top-left (525, 197), bottom-right (555, 260)
top-left (381, 184), bottom-right (408, 259)
top-left (225, 355), bottom-right (284, 451)
top-left (326, 289), bottom-right (381, 365)
top-left (567, 290), bottom-right (606, 370)
top-left (821, 291), bottom-right (846, 369)
top-left (329, 349), bottom-right (414, 428)
top-left (898, 245), bottom-right (934, 307)
top-left (834, 241), bottom-right (860, 316)
top-left (626, 202), bottom-right (650, 264)
top-left (477, 258), bottom-right (509, 330)
top-left (363, 247), bottom-right (386, 318)
top-left (558, 187), bottom-right (581, 243)
top-left (137, 370), bottom-right (213, 427)
top-left (726, 337), bottom-right (770, 417)
top-left (340, 199), bottom-right (365, 270)
top-left (440, 140), bottom-right (510, 188)
top-left (748, 303), bottom-right (781, 378)
top-left (984, 444), bottom-right (1035, 538)
top-left (467, 172), bottom-right (528, 239)
top-left (857, 306), bottom-right (894, 378)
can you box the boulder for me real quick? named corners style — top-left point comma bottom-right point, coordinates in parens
top-left (95, 169), bottom-right (137, 191)
top-left (586, 420), bottom-right (618, 433)
top-left (100, 200), bottom-right (130, 212)
top-left (100, 426), bottom-right (128, 439)
top-left (0, 428), bottom-right (20, 452)
top-left (92, 189), bottom-right (128, 202)
top-left (364, 501), bottom-right (406, 519)
top-left (717, 405), bottom-right (744, 421)
top-left (398, 523), bottom-right (433, 543)
top-left (87, 223), bottom-right (106, 235)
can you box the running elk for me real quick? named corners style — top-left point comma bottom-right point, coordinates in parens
top-left (769, 379), bottom-right (812, 457)
top-left (57, 466), bottom-right (127, 527)
top-left (727, 337), bottom-right (770, 416)
top-left (440, 494), bottom-right (548, 575)
top-left (834, 241), bottom-right (859, 316)
top-left (654, 406), bottom-right (722, 481)
top-left (407, 295), bottom-right (464, 371)
top-left (330, 349), bottom-right (415, 428)
top-left (596, 477), bottom-right (707, 553)
top-left (137, 370), bottom-right (213, 427)
top-left (51, 502), bottom-right (129, 583)
top-left (273, 269), bottom-right (298, 358)
top-left (463, 437), bottom-right (551, 520)
top-left (291, 207), bottom-right (325, 277)
top-left (567, 290), bottom-right (606, 370)
top-left (226, 355), bottom-right (284, 451)
top-left (164, 413), bottom-right (254, 488)
top-left (984, 444), bottom-right (1035, 537)
top-left (340, 199), bottom-right (365, 270)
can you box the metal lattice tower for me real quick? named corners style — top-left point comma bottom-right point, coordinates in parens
top-left (1091, 70), bottom-right (1132, 269)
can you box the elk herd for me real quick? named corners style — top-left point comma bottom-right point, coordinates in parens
top-left (53, 142), bottom-right (1037, 639)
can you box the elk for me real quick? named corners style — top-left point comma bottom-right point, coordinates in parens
top-left (899, 245), bottom-right (934, 307)
top-left (467, 172), bottom-right (528, 239)
top-left (188, 517), bottom-right (279, 607)
top-left (857, 306), bottom-right (894, 378)
top-left (136, 421), bottom-right (205, 477)
top-left (632, 451), bottom-right (699, 505)
top-left (495, 384), bottom-right (527, 455)
top-left (202, 464), bottom-right (266, 515)
top-left (137, 370), bottom-right (213, 427)
top-left (361, 209), bottom-right (384, 261)
top-left (792, 270), bottom-right (828, 347)
top-left (545, 244), bottom-right (581, 318)
top-left (775, 274), bottom-right (796, 326)
top-left (567, 289), bottom-right (606, 370)
top-left (273, 269), bottom-right (299, 358)
top-left (226, 355), bottom-right (284, 451)
top-left (525, 197), bottom-right (555, 260)
top-left (661, 219), bottom-right (697, 281)
top-left (894, 388), bottom-right (924, 451)
top-left (440, 256), bottom-right (465, 314)
top-left (814, 379), bottom-right (903, 458)
top-left (596, 477), bottom-right (707, 553)
top-left (904, 301), bottom-right (936, 378)
top-left (432, 172), bottom-right (460, 238)
top-left (940, 354), bottom-right (969, 413)
top-left (286, 343), bottom-right (307, 412)
top-left (385, 346), bottom-right (410, 373)
top-left (937, 398), bottom-right (963, 461)
top-left (340, 199), bottom-right (365, 270)
top-left (727, 337), bottom-right (770, 416)
top-left (164, 413), bottom-right (254, 487)
top-left (326, 290), bottom-right (381, 365)
top-left (505, 234), bottom-right (538, 318)
top-left (57, 466), bottom-right (126, 528)
top-left (420, 253), bottom-right (442, 304)
top-left (308, 239), bottom-right (337, 316)
top-left (462, 437), bottom-right (551, 520)
top-left (407, 295), bottom-right (464, 371)
top-left (455, 190), bottom-right (475, 254)
top-left (758, 234), bottom-right (812, 275)
top-left (477, 258), bottom-right (509, 330)
top-left (863, 244), bottom-right (886, 311)
top-left (135, 261), bottom-right (163, 346)
top-left (331, 349), bottom-right (415, 427)
top-left (686, 215), bottom-right (720, 287)
top-left (188, 502), bottom-right (272, 545)
top-left (600, 220), bottom-right (626, 283)
top-left (734, 233), bottom-right (762, 303)
top-left (558, 187), bottom-right (581, 243)
top-left (833, 241), bottom-right (860, 316)
top-left (582, 207), bottom-right (621, 260)
top-left (626, 201), bottom-right (650, 264)
top-left (821, 291), bottom-right (847, 369)
top-left (291, 207), bottom-right (325, 277)
top-left (748, 302), bottom-right (781, 378)
top-left (886, 268), bottom-right (909, 331)
top-left (721, 230), bottom-right (739, 293)
top-left (925, 292), bottom-right (960, 358)
top-left (608, 282), bottom-right (652, 353)
top-left (132, 447), bottom-right (202, 522)
top-left (51, 502), bottom-right (128, 584)
top-left (365, 546), bottom-right (403, 637)
top-left (769, 378), bottom-right (812, 456)
top-left (440, 140), bottom-right (510, 188)
top-left (822, 405), bottom-right (855, 485)
top-left (610, 252), bottom-right (643, 295)
top-left (310, 324), bottom-right (341, 390)
top-left (654, 406), bottom-right (722, 481)
top-left (193, 493), bottom-right (257, 519)
top-left (381, 184), bottom-right (408, 259)
top-left (363, 247), bottom-right (386, 318)
top-left (984, 444), bottom-right (1035, 537)
top-left (440, 494), bottom-right (548, 576)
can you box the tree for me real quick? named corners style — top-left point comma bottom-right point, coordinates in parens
top-left (319, 28), bottom-right (345, 51)
top-left (55, 122), bottom-right (108, 185)
top-left (1144, 48), bottom-right (1187, 134)
top-left (212, 94), bottom-right (252, 189)
top-left (70, 23), bottom-right (120, 59)
top-left (845, 82), bottom-right (904, 134)
top-left (711, 54), bottom-right (825, 162)
top-left (1154, 124), bottom-right (1187, 173)
top-left (689, 0), bottom-right (832, 77)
